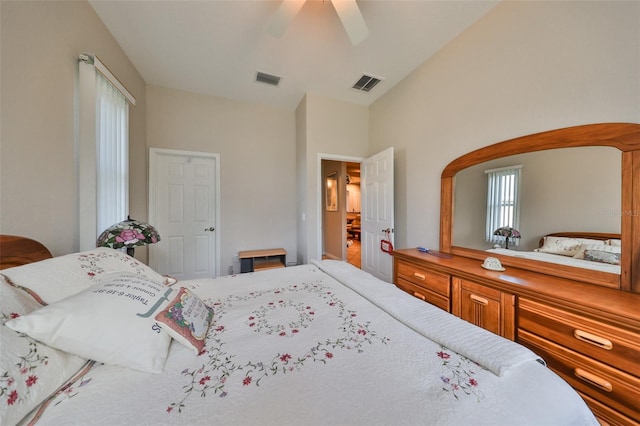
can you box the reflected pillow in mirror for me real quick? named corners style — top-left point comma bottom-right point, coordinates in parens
top-left (584, 248), bottom-right (621, 265)
top-left (535, 236), bottom-right (606, 257)
top-left (574, 243), bottom-right (620, 260)
top-left (607, 239), bottom-right (622, 247)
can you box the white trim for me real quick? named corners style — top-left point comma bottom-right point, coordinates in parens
top-left (79, 53), bottom-right (136, 106)
top-left (78, 60), bottom-right (97, 251)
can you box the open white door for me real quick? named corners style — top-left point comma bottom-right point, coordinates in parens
top-left (149, 148), bottom-right (220, 280)
top-left (361, 147), bottom-right (394, 282)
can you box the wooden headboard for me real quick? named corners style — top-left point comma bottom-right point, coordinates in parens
top-left (0, 235), bottom-right (53, 269)
top-left (538, 232), bottom-right (621, 248)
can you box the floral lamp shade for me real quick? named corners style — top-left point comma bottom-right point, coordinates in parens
top-left (493, 227), bottom-right (521, 250)
top-left (96, 216), bottom-right (161, 256)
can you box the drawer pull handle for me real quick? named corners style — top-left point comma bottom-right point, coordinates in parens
top-left (574, 330), bottom-right (613, 350)
top-left (574, 368), bottom-right (613, 392)
top-left (413, 273), bottom-right (426, 281)
top-left (413, 291), bottom-right (426, 301)
top-left (470, 294), bottom-right (488, 305)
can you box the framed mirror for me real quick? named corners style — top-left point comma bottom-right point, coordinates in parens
top-left (439, 123), bottom-right (640, 293)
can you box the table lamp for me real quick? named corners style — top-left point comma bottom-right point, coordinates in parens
top-left (97, 216), bottom-right (161, 256)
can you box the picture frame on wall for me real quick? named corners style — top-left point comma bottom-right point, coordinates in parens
top-left (326, 172), bottom-right (338, 211)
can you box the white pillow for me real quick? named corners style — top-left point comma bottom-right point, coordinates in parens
top-left (574, 243), bottom-right (621, 260)
top-left (535, 236), bottom-right (605, 257)
top-left (584, 248), bottom-right (621, 265)
top-left (6, 272), bottom-right (175, 373)
top-left (607, 239), bottom-right (622, 247)
top-left (1, 247), bottom-right (169, 304)
top-left (1, 278), bottom-right (88, 426)
top-left (155, 287), bottom-right (214, 355)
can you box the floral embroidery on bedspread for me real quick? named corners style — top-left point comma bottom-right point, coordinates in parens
top-left (437, 348), bottom-right (485, 401)
top-left (77, 251), bottom-right (150, 278)
top-left (1, 311), bottom-right (49, 407)
top-left (166, 281), bottom-right (391, 415)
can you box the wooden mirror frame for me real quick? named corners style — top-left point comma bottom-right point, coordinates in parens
top-left (440, 123), bottom-right (640, 293)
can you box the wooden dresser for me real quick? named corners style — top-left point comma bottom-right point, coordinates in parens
top-left (393, 248), bottom-right (640, 426)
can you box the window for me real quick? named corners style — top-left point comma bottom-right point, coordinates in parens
top-left (485, 165), bottom-right (522, 244)
top-left (78, 54), bottom-right (135, 250)
top-left (95, 74), bottom-right (129, 235)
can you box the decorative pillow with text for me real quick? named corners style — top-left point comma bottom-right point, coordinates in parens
top-left (6, 272), bottom-right (175, 373)
top-left (156, 287), bottom-right (214, 355)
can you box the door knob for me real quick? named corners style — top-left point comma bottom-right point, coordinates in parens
top-left (205, 227), bottom-right (215, 232)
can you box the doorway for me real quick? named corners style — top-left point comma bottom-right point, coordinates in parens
top-left (321, 159), bottom-right (361, 269)
top-left (318, 148), bottom-right (394, 281)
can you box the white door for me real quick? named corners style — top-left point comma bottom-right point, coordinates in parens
top-left (149, 148), bottom-right (220, 280)
top-left (361, 147), bottom-right (394, 282)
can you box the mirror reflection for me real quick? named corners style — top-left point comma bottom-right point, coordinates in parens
top-left (453, 146), bottom-right (621, 273)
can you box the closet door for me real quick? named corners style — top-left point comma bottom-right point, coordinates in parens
top-left (149, 148), bottom-right (220, 279)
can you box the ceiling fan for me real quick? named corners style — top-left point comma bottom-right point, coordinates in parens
top-left (266, 0), bottom-right (369, 46)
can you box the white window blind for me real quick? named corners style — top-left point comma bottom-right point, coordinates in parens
top-left (78, 54), bottom-right (135, 251)
top-left (96, 74), bottom-right (129, 235)
top-left (485, 165), bottom-right (522, 244)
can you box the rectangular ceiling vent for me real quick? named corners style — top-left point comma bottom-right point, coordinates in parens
top-left (352, 74), bottom-right (383, 92)
top-left (256, 71), bottom-right (281, 87)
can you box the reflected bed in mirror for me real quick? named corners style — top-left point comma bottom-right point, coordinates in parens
top-left (440, 123), bottom-right (640, 292)
top-left (488, 232), bottom-right (621, 275)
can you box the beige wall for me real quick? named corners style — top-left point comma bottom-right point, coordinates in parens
top-left (146, 85), bottom-right (296, 274)
top-left (370, 0), bottom-right (640, 251)
top-left (297, 93), bottom-right (369, 263)
top-left (321, 160), bottom-right (346, 260)
top-left (1, 0), bottom-right (147, 256)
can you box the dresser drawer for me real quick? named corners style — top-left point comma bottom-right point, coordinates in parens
top-left (580, 391), bottom-right (639, 426)
top-left (518, 298), bottom-right (640, 377)
top-left (396, 260), bottom-right (450, 297)
top-left (518, 330), bottom-right (640, 423)
top-left (396, 277), bottom-right (450, 312)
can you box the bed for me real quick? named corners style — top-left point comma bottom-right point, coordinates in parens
top-left (487, 232), bottom-right (621, 274)
top-left (0, 236), bottom-right (598, 425)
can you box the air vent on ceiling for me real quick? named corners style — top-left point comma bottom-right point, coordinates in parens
top-left (352, 74), bottom-right (383, 92)
top-left (256, 71), bottom-right (281, 87)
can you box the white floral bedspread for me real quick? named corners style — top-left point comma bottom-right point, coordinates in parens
top-left (19, 261), bottom-right (597, 426)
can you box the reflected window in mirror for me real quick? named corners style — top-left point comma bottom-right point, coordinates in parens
top-left (485, 165), bottom-right (522, 247)
top-left (454, 147), bottom-right (620, 253)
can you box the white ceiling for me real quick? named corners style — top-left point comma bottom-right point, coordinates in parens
top-left (89, 0), bottom-right (499, 109)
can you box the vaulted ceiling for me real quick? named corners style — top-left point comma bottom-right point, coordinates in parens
top-left (89, 0), bottom-right (499, 109)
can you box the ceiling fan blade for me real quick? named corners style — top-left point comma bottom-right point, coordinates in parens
top-left (330, 0), bottom-right (369, 46)
top-left (266, 0), bottom-right (307, 38)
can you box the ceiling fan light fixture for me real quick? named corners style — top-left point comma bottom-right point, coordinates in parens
top-left (266, 0), bottom-right (369, 46)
